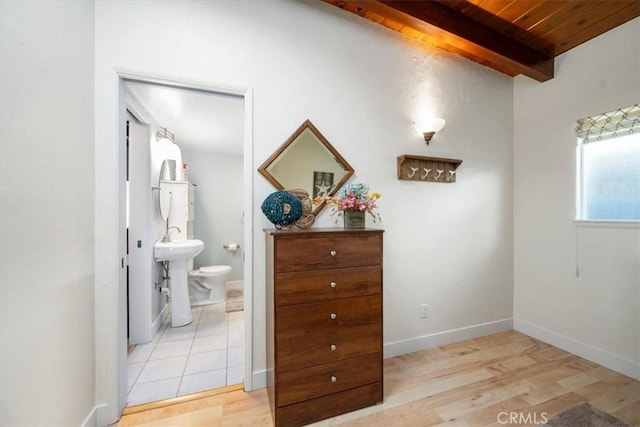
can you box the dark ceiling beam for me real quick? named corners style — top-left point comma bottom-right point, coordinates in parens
top-left (345, 0), bottom-right (555, 82)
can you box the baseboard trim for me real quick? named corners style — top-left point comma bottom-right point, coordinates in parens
top-left (383, 318), bottom-right (514, 359)
top-left (514, 318), bottom-right (640, 380)
top-left (226, 280), bottom-right (244, 291)
top-left (251, 369), bottom-right (267, 390)
top-left (81, 404), bottom-right (102, 427)
top-left (152, 303), bottom-right (169, 336)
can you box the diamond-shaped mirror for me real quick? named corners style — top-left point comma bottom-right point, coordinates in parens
top-left (258, 120), bottom-right (354, 216)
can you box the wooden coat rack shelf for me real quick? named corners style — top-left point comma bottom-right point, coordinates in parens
top-left (397, 155), bottom-right (463, 183)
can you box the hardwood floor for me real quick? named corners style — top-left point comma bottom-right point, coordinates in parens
top-left (117, 330), bottom-right (639, 426)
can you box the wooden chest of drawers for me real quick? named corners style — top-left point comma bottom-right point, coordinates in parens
top-left (266, 228), bottom-right (384, 427)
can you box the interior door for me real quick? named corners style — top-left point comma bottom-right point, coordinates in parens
top-left (127, 120), bottom-right (152, 343)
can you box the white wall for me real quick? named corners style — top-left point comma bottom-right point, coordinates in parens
top-left (513, 18), bottom-right (640, 379)
top-left (2, 1), bottom-right (633, 423)
top-left (181, 148), bottom-right (245, 281)
top-left (0, 1), bottom-right (96, 425)
top-left (95, 1), bottom-right (514, 408)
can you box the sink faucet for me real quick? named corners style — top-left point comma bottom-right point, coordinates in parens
top-left (162, 225), bottom-right (182, 243)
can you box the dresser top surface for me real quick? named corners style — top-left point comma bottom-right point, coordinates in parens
top-left (265, 227), bottom-right (384, 237)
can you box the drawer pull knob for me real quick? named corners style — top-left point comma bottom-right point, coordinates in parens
top-left (330, 375), bottom-right (337, 383)
top-left (330, 313), bottom-right (337, 320)
top-left (330, 250), bottom-right (337, 256)
top-left (330, 344), bottom-right (337, 351)
top-left (330, 281), bottom-right (337, 288)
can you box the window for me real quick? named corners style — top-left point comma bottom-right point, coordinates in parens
top-left (576, 104), bottom-right (640, 221)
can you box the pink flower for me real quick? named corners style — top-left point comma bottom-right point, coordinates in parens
top-left (317, 183), bottom-right (382, 223)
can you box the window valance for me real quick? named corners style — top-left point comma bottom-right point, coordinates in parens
top-left (576, 104), bottom-right (640, 143)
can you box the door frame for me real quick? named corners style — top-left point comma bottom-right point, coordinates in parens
top-left (95, 69), bottom-right (254, 425)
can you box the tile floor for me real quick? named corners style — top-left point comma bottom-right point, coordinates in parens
top-left (126, 302), bottom-right (244, 406)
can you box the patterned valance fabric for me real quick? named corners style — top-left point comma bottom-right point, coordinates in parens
top-left (576, 104), bottom-right (640, 143)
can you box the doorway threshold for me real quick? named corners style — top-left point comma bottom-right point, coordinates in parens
top-left (122, 383), bottom-right (244, 416)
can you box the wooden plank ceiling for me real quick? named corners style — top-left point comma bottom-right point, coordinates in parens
top-left (322, 0), bottom-right (640, 82)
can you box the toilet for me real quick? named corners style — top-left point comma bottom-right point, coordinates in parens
top-left (188, 265), bottom-right (231, 306)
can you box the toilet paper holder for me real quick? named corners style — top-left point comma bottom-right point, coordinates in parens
top-left (223, 243), bottom-right (240, 251)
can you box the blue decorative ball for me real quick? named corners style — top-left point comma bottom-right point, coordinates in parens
top-left (261, 191), bottom-right (303, 227)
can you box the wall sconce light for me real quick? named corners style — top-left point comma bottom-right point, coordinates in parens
top-left (414, 117), bottom-right (446, 145)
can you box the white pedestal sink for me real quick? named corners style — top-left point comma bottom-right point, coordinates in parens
top-left (154, 239), bottom-right (204, 327)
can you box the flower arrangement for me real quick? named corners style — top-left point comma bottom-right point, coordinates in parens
top-left (322, 183), bottom-right (382, 223)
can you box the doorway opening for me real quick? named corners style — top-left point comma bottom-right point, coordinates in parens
top-left (114, 74), bottom-right (254, 412)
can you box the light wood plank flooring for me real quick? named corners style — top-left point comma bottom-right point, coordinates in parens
top-left (117, 330), bottom-right (639, 426)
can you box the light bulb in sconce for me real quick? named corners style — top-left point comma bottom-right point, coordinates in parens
top-left (413, 117), bottom-right (446, 144)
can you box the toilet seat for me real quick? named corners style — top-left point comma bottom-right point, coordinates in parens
top-left (200, 265), bottom-right (231, 275)
top-left (189, 265), bottom-right (231, 277)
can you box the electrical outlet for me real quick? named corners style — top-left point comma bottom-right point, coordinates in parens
top-left (420, 304), bottom-right (430, 319)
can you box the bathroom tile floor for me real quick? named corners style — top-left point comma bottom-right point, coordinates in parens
top-left (126, 302), bottom-right (244, 407)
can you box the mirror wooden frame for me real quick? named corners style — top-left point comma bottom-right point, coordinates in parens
top-left (258, 119), bottom-right (355, 216)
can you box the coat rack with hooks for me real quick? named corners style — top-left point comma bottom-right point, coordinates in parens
top-left (397, 155), bottom-right (463, 183)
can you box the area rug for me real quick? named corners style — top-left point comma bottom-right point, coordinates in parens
top-left (225, 289), bottom-right (244, 313)
top-left (541, 403), bottom-right (629, 427)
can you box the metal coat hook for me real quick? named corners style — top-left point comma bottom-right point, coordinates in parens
top-left (396, 155), bottom-right (463, 183)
